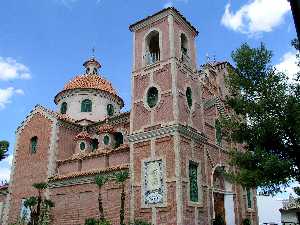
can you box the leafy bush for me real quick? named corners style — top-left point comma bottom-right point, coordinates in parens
top-left (98, 219), bottom-right (112, 225)
top-left (131, 219), bottom-right (151, 225)
top-left (84, 218), bottom-right (111, 225)
top-left (242, 218), bottom-right (251, 225)
top-left (85, 218), bottom-right (98, 225)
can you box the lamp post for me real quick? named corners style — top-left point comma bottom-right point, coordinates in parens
top-left (289, 0), bottom-right (300, 41)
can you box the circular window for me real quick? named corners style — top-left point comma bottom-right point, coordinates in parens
top-left (107, 104), bottom-right (114, 116)
top-left (146, 87), bottom-right (159, 108)
top-left (80, 142), bottom-right (85, 151)
top-left (186, 87), bottom-right (192, 108)
top-left (103, 135), bottom-right (110, 145)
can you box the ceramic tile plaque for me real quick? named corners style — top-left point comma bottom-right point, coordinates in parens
top-left (144, 159), bottom-right (164, 205)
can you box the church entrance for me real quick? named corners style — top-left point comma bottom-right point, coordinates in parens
top-left (214, 192), bottom-right (225, 220)
top-left (212, 166), bottom-right (236, 225)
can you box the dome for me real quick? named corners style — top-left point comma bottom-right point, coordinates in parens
top-left (63, 74), bottom-right (117, 96)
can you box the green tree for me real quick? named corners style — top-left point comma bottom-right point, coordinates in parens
top-left (223, 42), bottom-right (300, 195)
top-left (94, 174), bottom-right (108, 221)
top-left (114, 171), bottom-right (129, 225)
top-left (24, 196), bottom-right (38, 225)
top-left (32, 182), bottom-right (48, 221)
top-left (23, 182), bottom-right (53, 225)
top-left (0, 140), bottom-right (9, 161)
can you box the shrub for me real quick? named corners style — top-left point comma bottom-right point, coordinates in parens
top-left (85, 218), bottom-right (98, 225)
top-left (98, 219), bottom-right (112, 225)
top-left (84, 218), bottom-right (112, 225)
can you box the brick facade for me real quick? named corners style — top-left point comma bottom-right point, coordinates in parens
top-left (3, 7), bottom-right (258, 225)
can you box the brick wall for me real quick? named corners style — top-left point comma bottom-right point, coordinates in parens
top-left (50, 180), bottom-right (130, 225)
top-left (7, 113), bottom-right (52, 224)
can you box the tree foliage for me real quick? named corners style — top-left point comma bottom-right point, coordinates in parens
top-left (224, 42), bottom-right (300, 195)
top-left (22, 182), bottom-right (54, 225)
top-left (114, 171), bottom-right (129, 225)
top-left (0, 140), bottom-right (9, 161)
top-left (94, 175), bottom-right (108, 221)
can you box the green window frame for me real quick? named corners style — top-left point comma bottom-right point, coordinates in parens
top-left (80, 142), bottom-right (86, 151)
top-left (215, 119), bottom-right (222, 146)
top-left (107, 104), bottom-right (114, 116)
top-left (189, 161), bottom-right (199, 202)
top-left (103, 135), bottom-right (110, 145)
top-left (30, 136), bottom-right (38, 154)
top-left (60, 102), bottom-right (67, 114)
top-left (146, 87), bottom-right (159, 108)
top-left (186, 87), bottom-right (192, 108)
top-left (247, 189), bottom-right (253, 209)
top-left (81, 99), bottom-right (92, 112)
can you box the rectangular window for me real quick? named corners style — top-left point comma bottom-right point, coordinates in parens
top-left (189, 161), bottom-right (199, 202)
top-left (215, 119), bottom-right (222, 146)
top-left (246, 189), bottom-right (253, 209)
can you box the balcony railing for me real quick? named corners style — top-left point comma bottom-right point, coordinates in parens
top-left (144, 51), bottom-right (160, 65)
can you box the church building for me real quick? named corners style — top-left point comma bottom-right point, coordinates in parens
top-left (2, 7), bottom-right (258, 225)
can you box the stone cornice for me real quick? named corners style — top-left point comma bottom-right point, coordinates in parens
top-left (128, 124), bottom-right (207, 143)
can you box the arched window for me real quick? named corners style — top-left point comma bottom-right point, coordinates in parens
top-left (181, 33), bottom-right (189, 56)
top-left (146, 87), bottom-right (159, 108)
top-left (215, 119), bottom-right (222, 146)
top-left (80, 142), bottom-right (86, 151)
top-left (91, 138), bottom-right (99, 151)
top-left (107, 104), bottom-right (114, 116)
top-left (60, 102), bottom-right (67, 114)
top-left (81, 99), bottom-right (92, 112)
top-left (103, 135), bottom-right (110, 145)
top-left (114, 132), bottom-right (124, 148)
top-left (186, 87), bottom-right (192, 108)
top-left (30, 136), bottom-right (38, 154)
top-left (145, 30), bottom-right (160, 65)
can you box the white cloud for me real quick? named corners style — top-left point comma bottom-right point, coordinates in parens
top-left (276, 51), bottom-right (299, 80)
top-left (0, 87), bottom-right (25, 109)
top-left (0, 57), bottom-right (31, 81)
top-left (221, 0), bottom-right (290, 35)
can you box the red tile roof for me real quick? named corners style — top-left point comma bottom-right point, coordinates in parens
top-left (49, 164), bottom-right (129, 181)
top-left (63, 74), bottom-right (117, 95)
top-left (74, 131), bottom-right (92, 141)
top-left (98, 124), bottom-right (115, 134)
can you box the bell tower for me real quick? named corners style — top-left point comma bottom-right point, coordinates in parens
top-left (128, 7), bottom-right (205, 225)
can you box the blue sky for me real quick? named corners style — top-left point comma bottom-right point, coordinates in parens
top-left (0, 0), bottom-right (298, 221)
